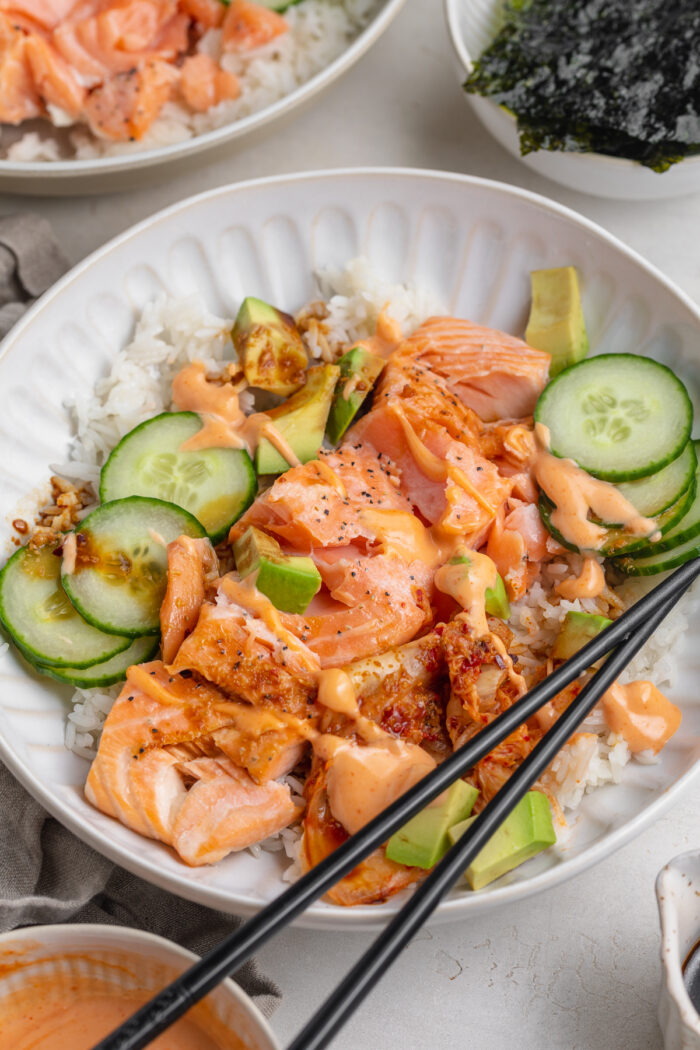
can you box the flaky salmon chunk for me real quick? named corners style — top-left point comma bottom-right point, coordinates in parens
top-left (160, 534), bottom-right (217, 664)
top-left (222, 0), bottom-right (287, 52)
top-left (230, 444), bottom-right (414, 551)
top-left (85, 661), bottom-right (302, 864)
top-left (406, 317), bottom-right (551, 422)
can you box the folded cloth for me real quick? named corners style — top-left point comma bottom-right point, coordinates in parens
top-left (0, 214), bottom-right (281, 1017)
top-left (0, 212), bottom-right (69, 338)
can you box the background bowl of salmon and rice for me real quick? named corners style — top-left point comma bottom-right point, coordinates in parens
top-left (0, 0), bottom-right (406, 196)
top-left (0, 169), bottom-right (699, 929)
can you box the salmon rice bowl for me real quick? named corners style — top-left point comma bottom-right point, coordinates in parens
top-left (0, 255), bottom-right (696, 906)
top-left (0, 0), bottom-right (379, 162)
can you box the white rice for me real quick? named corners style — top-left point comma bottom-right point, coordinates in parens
top-left (36, 255), bottom-right (691, 855)
top-left (2, 0), bottom-right (379, 163)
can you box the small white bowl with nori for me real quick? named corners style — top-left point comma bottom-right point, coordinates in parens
top-left (446, 0), bottom-right (700, 200)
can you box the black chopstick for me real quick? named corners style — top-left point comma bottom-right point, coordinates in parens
top-left (92, 558), bottom-right (699, 1050)
top-left (286, 588), bottom-right (685, 1050)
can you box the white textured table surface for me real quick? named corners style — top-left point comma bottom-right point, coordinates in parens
top-left (2, 2), bottom-right (699, 1048)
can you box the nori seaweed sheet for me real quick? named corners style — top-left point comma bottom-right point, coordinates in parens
top-left (465, 0), bottom-right (700, 172)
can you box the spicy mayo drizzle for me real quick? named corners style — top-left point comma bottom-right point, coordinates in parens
top-left (602, 680), bottom-right (682, 753)
top-left (532, 423), bottom-right (658, 551)
top-left (171, 360), bottom-right (301, 467)
top-left (555, 554), bottom-right (606, 601)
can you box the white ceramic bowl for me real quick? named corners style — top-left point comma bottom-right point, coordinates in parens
top-left (1, 168), bottom-right (700, 929)
top-left (0, 0), bottom-right (405, 197)
top-left (445, 0), bottom-right (700, 201)
top-left (657, 851), bottom-right (700, 1050)
top-left (0, 923), bottom-right (280, 1049)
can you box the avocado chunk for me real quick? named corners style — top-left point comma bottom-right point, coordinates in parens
top-left (326, 346), bottom-right (385, 445)
top-left (256, 363), bottom-right (340, 475)
top-left (525, 266), bottom-right (589, 377)
top-left (551, 610), bottom-right (612, 662)
top-left (233, 525), bottom-right (321, 615)
top-left (385, 780), bottom-right (478, 870)
top-left (448, 555), bottom-right (510, 621)
top-left (448, 791), bottom-right (556, 890)
top-left (233, 296), bottom-right (308, 397)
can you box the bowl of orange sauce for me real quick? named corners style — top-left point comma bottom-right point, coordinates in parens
top-left (0, 923), bottom-right (280, 1050)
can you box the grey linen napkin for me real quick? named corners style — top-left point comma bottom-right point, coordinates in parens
top-left (0, 212), bottom-right (69, 337)
top-left (0, 214), bottom-right (281, 1017)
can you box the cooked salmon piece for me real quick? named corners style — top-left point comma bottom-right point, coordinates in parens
top-left (180, 52), bottom-right (240, 111)
top-left (53, 17), bottom-right (111, 84)
top-left (179, 0), bottom-right (224, 27)
top-left (0, 0), bottom-right (80, 30)
top-left (406, 317), bottom-right (551, 422)
top-left (0, 35), bottom-right (42, 124)
top-left (151, 9), bottom-right (188, 54)
top-left (85, 661), bottom-right (233, 839)
top-left (288, 551), bottom-right (432, 667)
top-left (172, 583), bottom-right (320, 707)
top-left (24, 35), bottom-right (86, 118)
top-left (160, 535), bottom-right (217, 664)
top-left (230, 444), bottom-right (414, 551)
top-left (486, 501), bottom-right (550, 600)
top-left (86, 661), bottom-right (302, 863)
top-left (368, 353), bottom-right (483, 447)
top-left (350, 406), bottom-right (511, 546)
top-left (222, 0), bottom-right (287, 53)
top-left (179, 0), bottom-right (222, 26)
top-left (83, 58), bottom-right (177, 139)
top-left (170, 756), bottom-right (301, 865)
top-left (95, 0), bottom-right (177, 54)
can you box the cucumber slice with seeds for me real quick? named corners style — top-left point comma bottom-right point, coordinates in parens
top-left (62, 497), bottom-right (206, 637)
top-left (538, 482), bottom-right (695, 557)
top-left (100, 412), bottom-right (256, 544)
top-left (32, 634), bottom-right (159, 688)
top-left (535, 354), bottom-right (693, 481)
top-left (0, 544), bottom-right (131, 668)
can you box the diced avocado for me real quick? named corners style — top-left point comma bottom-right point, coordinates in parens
top-left (256, 364), bottom-right (340, 475)
top-left (233, 525), bottom-right (321, 615)
top-left (484, 572), bottom-right (511, 621)
top-left (385, 780), bottom-right (478, 870)
top-left (326, 347), bottom-right (385, 445)
top-left (233, 296), bottom-right (308, 397)
top-left (525, 266), bottom-right (589, 377)
top-left (448, 791), bottom-right (556, 890)
top-left (551, 610), bottom-right (612, 662)
top-left (448, 555), bottom-right (510, 621)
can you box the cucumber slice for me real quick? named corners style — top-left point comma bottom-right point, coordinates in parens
top-left (33, 634), bottom-right (159, 688)
top-left (626, 449), bottom-right (700, 557)
top-left (538, 482), bottom-right (695, 557)
top-left (614, 440), bottom-right (697, 518)
top-left (62, 497), bottom-right (206, 637)
top-left (0, 545), bottom-right (131, 668)
top-left (534, 354), bottom-right (693, 481)
top-left (615, 530), bottom-right (700, 576)
top-left (100, 412), bottom-right (256, 544)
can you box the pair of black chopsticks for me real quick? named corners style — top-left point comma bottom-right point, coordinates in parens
top-left (92, 557), bottom-right (700, 1050)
